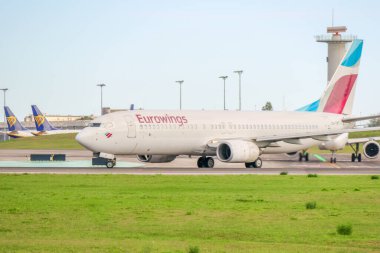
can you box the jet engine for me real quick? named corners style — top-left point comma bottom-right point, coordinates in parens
top-left (137, 155), bottom-right (177, 163)
top-left (363, 141), bottom-right (380, 159)
top-left (216, 140), bottom-right (260, 163)
top-left (318, 133), bottom-right (348, 151)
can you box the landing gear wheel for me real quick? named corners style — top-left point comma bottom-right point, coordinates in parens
top-left (349, 143), bottom-right (361, 163)
top-left (245, 158), bottom-right (263, 168)
top-left (197, 157), bottom-right (206, 168)
top-left (333, 158), bottom-right (337, 163)
top-left (254, 157), bottom-right (263, 168)
top-left (245, 162), bottom-right (255, 168)
top-left (197, 157), bottom-right (214, 168)
top-left (299, 152), bottom-right (309, 162)
top-left (205, 157), bottom-right (214, 168)
top-left (106, 160), bottom-right (115, 168)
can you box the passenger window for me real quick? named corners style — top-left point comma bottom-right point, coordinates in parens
top-left (88, 122), bottom-right (101, 127)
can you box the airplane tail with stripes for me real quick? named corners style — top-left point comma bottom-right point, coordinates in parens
top-left (317, 39), bottom-right (363, 115)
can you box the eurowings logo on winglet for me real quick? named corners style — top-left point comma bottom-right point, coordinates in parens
top-left (34, 115), bottom-right (45, 127)
top-left (6, 116), bottom-right (16, 127)
top-left (105, 132), bottom-right (112, 138)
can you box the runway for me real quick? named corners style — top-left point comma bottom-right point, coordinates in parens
top-left (0, 149), bottom-right (379, 175)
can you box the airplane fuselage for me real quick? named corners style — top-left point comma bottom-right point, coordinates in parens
top-left (76, 110), bottom-right (350, 156)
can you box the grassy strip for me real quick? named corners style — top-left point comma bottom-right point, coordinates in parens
top-left (0, 133), bottom-right (84, 150)
top-left (0, 174), bottom-right (379, 252)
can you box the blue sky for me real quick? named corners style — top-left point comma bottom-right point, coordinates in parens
top-left (0, 0), bottom-right (379, 119)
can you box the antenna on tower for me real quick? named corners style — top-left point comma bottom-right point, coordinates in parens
top-left (332, 8), bottom-right (334, 27)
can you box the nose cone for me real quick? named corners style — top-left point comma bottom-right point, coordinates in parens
top-left (76, 130), bottom-right (96, 151)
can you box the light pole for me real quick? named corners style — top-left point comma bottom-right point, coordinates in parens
top-left (234, 70), bottom-right (243, 111)
top-left (219, 76), bottom-right (228, 110)
top-left (0, 88), bottom-right (8, 141)
top-left (175, 80), bottom-right (184, 110)
top-left (97, 84), bottom-right (106, 115)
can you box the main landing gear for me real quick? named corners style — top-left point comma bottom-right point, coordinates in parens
top-left (330, 151), bottom-right (337, 163)
top-left (349, 143), bottom-right (362, 162)
top-left (245, 157), bottom-right (263, 168)
top-left (197, 156), bottom-right (215, 168)
top-left (299, 151), bottom-right (309, 161)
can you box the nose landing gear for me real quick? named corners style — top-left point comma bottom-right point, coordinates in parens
top-left (106, 159), bottom-right (117, 168)
top-left (92, 152), bottom-right (117, 168)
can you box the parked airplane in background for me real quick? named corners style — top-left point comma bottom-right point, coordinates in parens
top-left (31, 105), bottom-right (79, 135)
top-left (76, 39), bottom-right (380, 168)
top-left (3, 106), bottom-right (34, 138)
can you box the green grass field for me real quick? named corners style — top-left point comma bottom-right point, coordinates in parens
top-left (0, 134), bottom-right (84, 150)
top-left (0, 131), bottom-right (379, 152)
top-left (0, 175), bottom-right (379, 252)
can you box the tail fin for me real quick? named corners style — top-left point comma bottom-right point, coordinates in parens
top-left (317, 39), bottom-right (363, 115)
top-left (31, 105), bottom-right (58, 131)
top-left (296, 99), bottom-right (320, 112)
top-left (4, 106), bottom-right (28, 131)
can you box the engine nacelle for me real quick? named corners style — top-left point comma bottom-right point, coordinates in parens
top-left (363, 141), bottom-right (380, 159)
top-left (217, 140), bottom-right (260, 163)
top-left (318, 133), bottom-right (348, 151)
top-left (136, 155), bottom-right (177, 163)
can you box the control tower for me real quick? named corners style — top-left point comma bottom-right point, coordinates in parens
top-left (315, 26), bottom-right (357, 83)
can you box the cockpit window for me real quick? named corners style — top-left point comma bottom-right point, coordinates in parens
top-left (88, 123), bottom-right (101, 127)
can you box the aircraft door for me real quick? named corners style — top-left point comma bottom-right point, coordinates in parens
top-left (125, 116), bottom-right (136, 138)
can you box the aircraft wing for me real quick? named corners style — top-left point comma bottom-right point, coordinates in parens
top-left (347, 137), bottom-right (380, 144)
top-left (205, 127), bottom-right (380, 151)
top-left (255, 127), bottom-right (380, 143)
top-left (342, 114), bottom-right (380, 123)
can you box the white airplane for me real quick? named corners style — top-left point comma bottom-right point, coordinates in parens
top-left (3, 106), bottom-right (34, 138)
top-left (31, 105), bottom-right (79, 135)
top-left (76, 39), bottom-right (380, 168)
